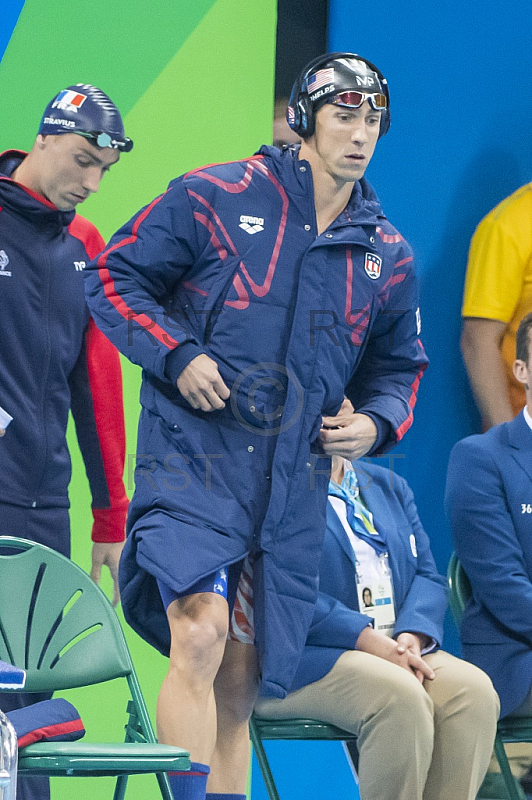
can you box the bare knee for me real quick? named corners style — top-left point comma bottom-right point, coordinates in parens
top-left (167, 593), bottom-right (229, 681)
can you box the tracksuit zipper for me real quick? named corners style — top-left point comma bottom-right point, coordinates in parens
top-left (32, 237), bottom-right (54, 506)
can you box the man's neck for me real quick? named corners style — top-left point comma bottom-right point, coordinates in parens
top-left (10, 154), bottom-right (34, 191)
top-left (314, 177), bottom-right (353, 235)
top-left (299, 145), bottom-right (354, 235)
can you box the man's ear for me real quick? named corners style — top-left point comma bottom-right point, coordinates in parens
top-left (513, 358), bottom-right (530, 389)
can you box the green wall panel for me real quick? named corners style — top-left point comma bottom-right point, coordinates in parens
top-left (84, 0), bottom-right (278, 237)
top-left (0, 1), bottom-right (276, 797)
top-left (0, 0), bottom-right (217, 149)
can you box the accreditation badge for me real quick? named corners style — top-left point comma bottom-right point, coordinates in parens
top-left (356, 553), bottom-right (396, 637)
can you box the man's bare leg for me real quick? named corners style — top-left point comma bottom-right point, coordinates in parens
top-left (208, 641), bottom-right (259, 794)
top-left (157, 592), bottom-right (230, 764)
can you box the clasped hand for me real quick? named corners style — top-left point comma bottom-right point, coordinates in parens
top-left (357, 627), bottom-right (435, 685)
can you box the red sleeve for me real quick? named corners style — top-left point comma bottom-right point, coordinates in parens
top-left (85, 318), bottom-right (129, 542)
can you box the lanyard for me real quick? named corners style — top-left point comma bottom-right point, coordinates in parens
top-left (328, 470), bottom-right (388, 555)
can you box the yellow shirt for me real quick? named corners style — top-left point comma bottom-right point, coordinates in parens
top-left (462, 183), bottom-right (532, 415)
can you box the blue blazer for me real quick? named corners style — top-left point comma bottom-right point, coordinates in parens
top-left (289, 460), bottom-right (448, 692)
top-left (445, 412), bottom-right (532, 717)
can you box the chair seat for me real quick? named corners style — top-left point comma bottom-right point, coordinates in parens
top-left (18, 742), bottom-right (190, 776)
top-left (497, 717), bottom-right (532, 742)
top-left (252, 717), bottom-right (354, 740)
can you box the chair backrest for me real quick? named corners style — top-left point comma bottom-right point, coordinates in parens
top-left (446, 552), bottom-right (472, 628)
top-left (0, 537), bottom-right (132, 693)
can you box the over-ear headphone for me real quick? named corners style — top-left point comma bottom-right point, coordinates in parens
top-left (287, 52), bottom-right (391, 139)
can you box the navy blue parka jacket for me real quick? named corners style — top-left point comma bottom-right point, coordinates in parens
top-left (84, 145), bottom-right (428, 697)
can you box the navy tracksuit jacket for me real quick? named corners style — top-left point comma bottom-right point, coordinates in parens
top-left (0, 150), bottom-right (128, 543)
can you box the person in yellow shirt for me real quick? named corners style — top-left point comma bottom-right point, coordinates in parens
top-left (461, 184), bottom-right (532, 428)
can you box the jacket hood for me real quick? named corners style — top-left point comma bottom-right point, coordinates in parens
top-left (0, 150), bottom-right (75, 228)
top-left (257, 143), bottom-right (385, 224)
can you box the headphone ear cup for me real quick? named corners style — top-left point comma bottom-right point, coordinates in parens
top-left (287, 92), bottom-right (312, 137)
top-left (288, 53), bottom-right (331, 137)
top-left (298, 94), bottom-right (312, 137)
top-left (291, 99), bottom-right (302, 135)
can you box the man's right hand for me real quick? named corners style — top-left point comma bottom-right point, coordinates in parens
top-left (0, 428), bottom-right (4, 437)
top-left (176, 354), bottom-right (230, 412)
top-left (356, 626), bottom-right (435, 683)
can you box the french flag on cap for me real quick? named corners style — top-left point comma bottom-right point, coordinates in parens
top-left (52, 90), bottom-right (87, 111)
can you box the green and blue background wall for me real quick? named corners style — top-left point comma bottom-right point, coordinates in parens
top-left (3, 1), bottom-right (532, 797)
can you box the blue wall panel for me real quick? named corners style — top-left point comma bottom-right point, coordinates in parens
top-left (330, 0), bottom-right (532, 653)
top-left (0, 0), bottom-right (25, 61)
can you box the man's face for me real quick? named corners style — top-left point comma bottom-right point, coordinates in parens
top-left (35, 134), bottom-right (120, 211)
top-left (307, 101), bottom-right (381, 185)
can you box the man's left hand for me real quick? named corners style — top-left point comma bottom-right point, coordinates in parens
top-left (320, 411), bottom-right (377, 459)
top-left (90, 541), bottom-right (125, 607)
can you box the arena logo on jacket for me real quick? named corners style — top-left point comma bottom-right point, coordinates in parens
top-left (364, 252), bottom-right (382, 280)
top-left (239, 214), bottom-right (264, 234)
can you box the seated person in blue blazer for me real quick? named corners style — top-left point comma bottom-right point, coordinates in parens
top-left (252, 451), bottom-right (498, 800)
top-left (446, 311), bottom-right (532, 785)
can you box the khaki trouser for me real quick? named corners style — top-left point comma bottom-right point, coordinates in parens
top-left (255, 649), bottom-right (499, 800)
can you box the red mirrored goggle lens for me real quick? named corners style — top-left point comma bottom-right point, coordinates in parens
top-left (331, 91), bottom-right (388, 110)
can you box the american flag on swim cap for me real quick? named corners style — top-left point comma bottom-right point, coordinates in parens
top-left (287, 105), bottom-right (295, 124)
top-left (307, 68), bottom-right (334, 94)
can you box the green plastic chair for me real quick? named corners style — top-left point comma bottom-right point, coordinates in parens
top-left (447, 552), bottom-right (532, 800)
top-left (249, 714), bottom-right (358, 800)
top-left (0, 536), bottom-right (189, 799)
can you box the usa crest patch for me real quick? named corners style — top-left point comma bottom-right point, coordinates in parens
top-left (364, 253), bottom-right (382, 280)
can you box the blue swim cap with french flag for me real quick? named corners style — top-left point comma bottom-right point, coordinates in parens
top-left (38, 84), bottom-right (133, 152)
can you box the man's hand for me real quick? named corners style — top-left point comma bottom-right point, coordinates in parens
top-left (327, 396), bottom-right (355, 424)
top-left (0, 428), bottom-right (4, 437)
top-left (356, 626), bottom-right (435, 684)
top-left (320, 410), bottom-right (378, 460)
top-left (395, 632), bottom-right (433, 684)
top-left (176, 354), bottom-right (230, 412)
top-left (90, 541), bottom-right (125, 607)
